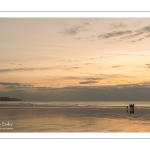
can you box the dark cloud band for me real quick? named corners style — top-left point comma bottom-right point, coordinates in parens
top-left (98, 30), bottom-right (132, 39)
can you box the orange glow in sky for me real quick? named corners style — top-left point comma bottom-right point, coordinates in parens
top-left (1, 18), bottom-right (150, 101)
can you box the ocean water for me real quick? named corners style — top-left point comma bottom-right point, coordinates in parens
top-left (0, 101), bottom-right (150, 132)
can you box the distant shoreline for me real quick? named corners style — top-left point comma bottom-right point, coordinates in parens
top-left (0, 97), bottom-right (22, 101)
top-left (0, 100), bottom-right (22, 101)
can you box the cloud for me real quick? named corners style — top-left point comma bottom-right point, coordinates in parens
top-left (112, 65), bottom-right (124, 68)
top-left (0, 82), bottom-right (21, 86)
top-left (63, 76), bottom-right (101, 82)
top-left (0, 67), bottom-right (50, 73)
top-left (110, 23), bottom-right (128, 29)
top-left (2, 82), bottom-right (150, 101)
top-left (63, 76), bottom-right (80, 80)
top-left (121, 31), bottom-right (143, 39)
top-left (63, 74), bottom-right (131, 83)
top-left (0, 82), bottom-right (34, 88)
top-left (145, 34), bottom-right (150, 38)
top-left (127, 26), bottom-right (150, 40)
top-left (125, 26), bottom-right (150, 40)
top-left (62, 26), bottom-right (82, 35)
top-left (83, 22), bottom-right (91, 26)
top-left (60, 22), bottom-right (92, 36)
top-left (146, 64), bottom-right (150, 69)
top-left (141, 26), bottom-right (150, 32)
top-left (75, 37), bottom-right (82, 40)
top-left (98, 30), bottom-right (132, 39)
top-left (0, 65), bottom-right (83, 73)
top-left (86, 78), bottom-right (100, 80)
top-left (69, 67), bottom-right (81, 69)
top-left (99, 25), bottom-right (150, 41)
top-left (36, 87), bottom-right (52, 91)
top-left (131, 38), bottom-right (144, 43)
top-left (84, 63), bottom-right (92, 65)
top-left (79, 81), bottom-right (99, 84)
top-left (79, 78), bottom-right (100, 84)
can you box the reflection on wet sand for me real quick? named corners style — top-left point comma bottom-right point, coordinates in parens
top-left (0, 107), bottom-right (150, 132)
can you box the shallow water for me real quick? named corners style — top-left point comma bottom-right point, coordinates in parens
top-left (0, 101), bottom-right (150, 132)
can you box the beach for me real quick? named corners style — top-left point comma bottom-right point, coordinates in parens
top-left (0, 101), bottom-right (150, 132)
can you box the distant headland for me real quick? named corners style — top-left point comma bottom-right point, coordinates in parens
top-left (0, 97), bottom-right (22, 101)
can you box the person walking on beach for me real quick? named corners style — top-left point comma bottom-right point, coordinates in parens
top-left (126, 106), bottom-right (128, 113)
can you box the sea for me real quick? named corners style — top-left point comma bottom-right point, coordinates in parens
top-left (0, 100), bottom-right (150, 132)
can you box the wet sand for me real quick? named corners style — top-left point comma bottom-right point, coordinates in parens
top-left (0, 106), bottom-right (150, 132)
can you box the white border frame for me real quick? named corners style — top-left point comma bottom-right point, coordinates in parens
top-left (0, 11), bottom-right (150, 141)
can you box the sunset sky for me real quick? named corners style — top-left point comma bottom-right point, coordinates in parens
top-left (1, 18), bottom-right (150, 101)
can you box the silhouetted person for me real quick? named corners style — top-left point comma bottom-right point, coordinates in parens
top-left (129, 104), bottom-right (134, 114)
top-left (126, 106), bottom-right (128, 113)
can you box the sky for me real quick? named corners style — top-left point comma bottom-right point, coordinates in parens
top-left (1, 18), bottom-right (150, 101)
